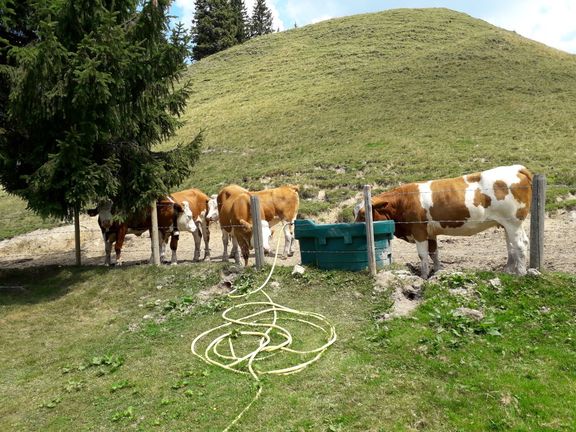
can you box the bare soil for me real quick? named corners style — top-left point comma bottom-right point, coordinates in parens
top-left (0, 210), bottom-right (574, 274)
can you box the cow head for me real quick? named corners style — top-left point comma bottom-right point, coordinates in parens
top-left (88, 200), bottom-right (114, 229)
top-left (177, 201), bottom-right (196, 232)
top-left (239, 219), bottom-right (272, 255)
top-left (354, 198), bottom-right (392, 222)
top-left (205, 194), bottom-right (219, 222)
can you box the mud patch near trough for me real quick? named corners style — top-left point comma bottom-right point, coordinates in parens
top-left (196, 268), bottom-right (241, 302)
top-left (374, 270), bottom-right (425, 320)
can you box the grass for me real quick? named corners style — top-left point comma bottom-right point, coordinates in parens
top-left (2, 8), bottom-right (576, 431)
top-left (1, 264), bottom-right (575, 431)
top-left (0, 189), bottom-right (63, 240)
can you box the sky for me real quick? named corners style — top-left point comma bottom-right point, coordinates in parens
top-left (170, 0), bottom-right (576, 54)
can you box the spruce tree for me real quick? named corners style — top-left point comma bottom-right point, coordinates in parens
top-left (192, 0), bottom-right (236, 61)
top-left (0, 0), bottom-right (39, 137)
top-left (250, 0), bottom-right (273, 37)
top-left (0, 0), bottom-right (200, 220)
top-left (230, 0), bottom-right (249, 44)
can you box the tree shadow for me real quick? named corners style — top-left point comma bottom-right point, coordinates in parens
top-left (0, 265), bottom-right (110, 306)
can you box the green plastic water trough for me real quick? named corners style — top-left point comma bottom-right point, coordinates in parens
top-left (294, 219), bottom-right (395, 271)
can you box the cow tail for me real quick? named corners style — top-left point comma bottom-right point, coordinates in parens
top-left (518, 167), bottom-right (533, 183)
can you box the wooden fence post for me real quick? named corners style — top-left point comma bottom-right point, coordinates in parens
top-left (250, 195), bottom-right (264, 271)
top-left (530, 174), bottom-right (546, 270)
top-left (363, 185), bottom-right (377, 276)
top-left (150, 200), bottom-right (161, 266)
top-left (74, 204), bottom-right (81, 266)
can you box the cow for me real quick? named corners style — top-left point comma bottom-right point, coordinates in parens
top-left (213, 184), bottom-right (300, 263)
top-left (170, 188), bottom-right (217, 262)
top-left (210, 184), bottom-right (249, 261)
top-left (218, 191), bottom-right (273, 266)
top-left (88, 197), bottom-right (194, 266)
top-left (354, 165), bottom-right (533, 278)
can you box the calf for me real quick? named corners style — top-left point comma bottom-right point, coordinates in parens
top-left (355, 165), bottom-right (532, 277)
top-left (170, 188), bottom-right (216, 261)
top-left (88, 197), bottom-right (193, 266)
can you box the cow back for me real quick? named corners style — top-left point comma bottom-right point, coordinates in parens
top-left (171, 188), bottom-right (210, 219)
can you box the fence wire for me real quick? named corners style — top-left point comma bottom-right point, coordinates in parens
top-left (0, 183), bottom-right (574, 272)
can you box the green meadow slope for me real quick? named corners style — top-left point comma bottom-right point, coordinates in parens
top-left (172, 8), bottom-right (576, 213)
top-left (2, 8), bottom-right (576, 236)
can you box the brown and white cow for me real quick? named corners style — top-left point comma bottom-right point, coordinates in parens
top-left (88, 197), bottom-right (193, 266)
top-left (213, 184), bottom-right (300, 263)
top-left (170, 188), bottom-right (217, 261)
top-left (355, 165), bottom-right (533, 277)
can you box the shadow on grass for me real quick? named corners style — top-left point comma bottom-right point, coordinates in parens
top-left (0, 265), bottom-right (110, 306)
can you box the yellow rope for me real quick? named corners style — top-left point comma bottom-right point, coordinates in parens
top-left (191, 225), bottom-right (337, 431)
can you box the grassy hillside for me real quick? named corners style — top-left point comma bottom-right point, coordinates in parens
top-left (2, 7), bottom-right (576, 234)
top-left (171, 8), bottom-right (576, 214)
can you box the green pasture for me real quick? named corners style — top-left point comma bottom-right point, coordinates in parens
top-left (2, 9), bottom-right (576, 431)
top-left (1, 265), bottom-right (575, 431)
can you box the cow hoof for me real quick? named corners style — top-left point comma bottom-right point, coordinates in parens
top-left (170, 262), bottom-right (178, 266)
top-left (280, 255), bottom-right (288, 260)
top-left (288, 251), bottom-right (295, 257)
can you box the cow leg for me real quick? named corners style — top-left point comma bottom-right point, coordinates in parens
top-left (169, 233), bottom-right (178, 265)
top-left (192, 227), bottom-right (202, 262)
top-left (150, 235), bottom-right (164, 264)
top-left (282, 221), bottom-right (295, 259)
top-left (221, 230), bottom-right (230, 262)
top-left (231, 235), bottom-right (241, 265)
top-left (104, 240), bottom-right (113, 266)
top-left (115, 225), bottom-right (128, 266)
top-left (502, 222), bottom-right (528, 275)
top-left (428, 238), bottom-right (442, 273)
top-left (201, 219), bottom-right (211, 261)
top-left (415, 240), bottom-right (430, 278)
top-left (238, 237), bottom-right (250, 267)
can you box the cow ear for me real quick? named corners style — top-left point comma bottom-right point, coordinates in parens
top-left (372, 200), bottom-right (389, 219)
top-left (87, 208), bottom-right (99, 217)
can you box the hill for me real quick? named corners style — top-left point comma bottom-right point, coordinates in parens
top-left (2, 8), bottom-right (576, 236)
top-left (171, 8), bottom-right (576, 215)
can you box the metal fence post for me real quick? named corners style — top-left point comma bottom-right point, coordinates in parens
top-left (150, 200), bottom-right (161, 266)
top-left (250, 195), bottom-right (264, 271)
top-left (363, 185), bottom-right (377, 276)
top-left (530, 174), bottom-right (546, 270)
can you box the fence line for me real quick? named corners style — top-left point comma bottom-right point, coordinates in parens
top-left (2, 175), bottom-right (576, 271)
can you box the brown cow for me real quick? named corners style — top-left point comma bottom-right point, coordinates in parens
top-left (88, 197), bottom-right (192, 266)
top-left (170, 188), bottom-right (216, 261)
top-left (218, 191), bottom-right (272, 266)
top-left (355, 165), bottom-right (532, 277)
top-left (213, 184), bottom-right (300, 263)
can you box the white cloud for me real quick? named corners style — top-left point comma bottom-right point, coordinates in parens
top-left (485, 0), bottom-right (576, 53)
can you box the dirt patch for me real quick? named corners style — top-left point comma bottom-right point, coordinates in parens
top-left (0, 209), bottom-right (574, 274)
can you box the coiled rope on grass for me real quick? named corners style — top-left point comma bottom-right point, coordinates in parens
top-left (191, 226), bottom-right (337, 431)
